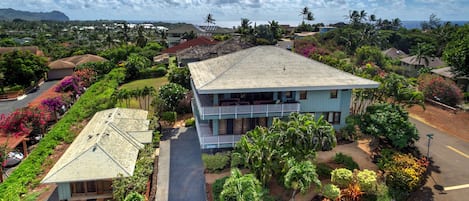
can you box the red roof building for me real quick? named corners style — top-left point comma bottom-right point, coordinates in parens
top-left (162, 36), bottom-right (218, 55)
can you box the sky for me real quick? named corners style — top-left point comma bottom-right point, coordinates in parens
top-left (1, 0), bottom-right (468, 26)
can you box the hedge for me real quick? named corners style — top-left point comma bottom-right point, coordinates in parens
top-left (0, 68), bottom-right (126, 201)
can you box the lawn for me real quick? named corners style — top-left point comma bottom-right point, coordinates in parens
top-left (117, 76), bottom-right (169, 110)
top-left (120, 76), bottom-right (169, 90)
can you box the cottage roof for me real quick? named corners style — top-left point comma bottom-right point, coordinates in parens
top-left (382, 48), bottom-right (408, 59)
top-left (48, 60), bottom-right (76, 70)
top-left (167, 24), bottom-right (206, 34)
top-left (48, 54), bottom-right (107, 70)
top-left (41, 108), bottom-right (152, 183)
top-left (400, 55), bottom-right (445, 68)
top-left (189, 46), bottom-right (379, 94)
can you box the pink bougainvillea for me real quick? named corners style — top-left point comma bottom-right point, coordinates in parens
top-left (0, 107), bottom-right (50, 137)
top-left (55, 76), bottom-right (83, 95)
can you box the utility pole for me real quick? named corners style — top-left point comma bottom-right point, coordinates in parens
top-left (426, 133), bottom-right (434, 158)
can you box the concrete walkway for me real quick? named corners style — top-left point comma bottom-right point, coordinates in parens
top-left (157, 127), bottom-right (206, 201)
top-left (317, 139), bottom-right (378, 171)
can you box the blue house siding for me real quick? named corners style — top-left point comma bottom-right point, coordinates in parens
top-left (299, 90), bottom-right (341, 112)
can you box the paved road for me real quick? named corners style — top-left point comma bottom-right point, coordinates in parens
top-left (0, 80), bottom-right (59, 115)
top-left (411, 117), bottom-right (469, 201)
top-left (167, 127), bottom-right (206, 201)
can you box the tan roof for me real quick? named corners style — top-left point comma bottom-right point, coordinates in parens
top-left (431, 67), bottom-right (469, 79)
top-left (177, 36), bottom-right (254, 60)
top-left (188, 46), bottom-right (379, 94)
top-left (382, 48), bottom-right (408, 59)
top-left (61, 54), bottom-right (107, 66)
top-left (42, 108), bottom-right (152, 183)
top-left (400, 56), bottom-right (445, 68)
top-left (0, 46), bottom-right (42, 55)
top-left (48, 60), bottom-right (76, 70)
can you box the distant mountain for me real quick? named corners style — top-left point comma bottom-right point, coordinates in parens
top-left (0, 8), bottom-right (69, 21)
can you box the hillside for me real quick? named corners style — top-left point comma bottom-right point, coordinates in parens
top-left (0, 8), bottom-right (69, 21)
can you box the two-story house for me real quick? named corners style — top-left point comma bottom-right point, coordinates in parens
top-left (188, 46), bottom-right (379, 149)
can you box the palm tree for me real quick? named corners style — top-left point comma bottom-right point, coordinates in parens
top-left (268, 20), bottom-right (281, 41)
top-left (284, 159), bottom-right (321, 201)
top-left (411, 43), bottom-right (435, 67)
top-left (219, 168), bottom-right (263, 201)
top-left (205, 13), bottom-right (216, 31)
top-left (239, 18), bottom-right (252, 35)
top-left (300, 7), bottom-right (310, 23)
top-left (119, 22), bottom-right (130, 44)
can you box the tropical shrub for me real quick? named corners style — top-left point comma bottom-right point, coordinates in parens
top-left (379, 153), bottom-right (428, 195)
top-left (355, 45), bottom-right (386, 67)
top-left (74, 68), bottom-right (97, 87)
top-left (161, 111), bottom-right (176, 123)
top-left (184, 117), bottom-right (195, 127)
top-left (76, 61), bottom-right (116, 76)
top-left (331, 168), bottom-right (353, 188)
top-left (158, 83), bottom-right (188, 111)
top-left (316, 163), bottom-right (333, 178)
top-left (230, 152), bottom-right (243, 168)
top-left (322, 184), bottom-right (341, 200)
top-left (113, 144), bottom-right (155, 200)
top-left (360, 103), bottom-right (419, 150)
top-left (357, 169), bottom-right (378, 193)
top-left (212, 176), bottom-right (229, 201)
top-left (202, 152), bottom-right (230, 172)
top-left (123, 192), bottom-right (145, 201)
top-left (0, 106), bottom-right (50, 137)
top-left (139, 66), bottom-right (167, 78)
top-left (168, 67), bottom-right (191, 89)
top-left (55, 76), bottom-right (82, 95)
top-left (418, 74), bottom-right (463, 106)
top-left (125, 54), bottom-right (151, 81)
top-left (334, 152), bottom-right (359, 170)
top-left (0, 50), bottom-right (48, 87)
top-left (284, 159), bottom-right (321, 199)
top-left (220, 168), bottom-right (263, 201)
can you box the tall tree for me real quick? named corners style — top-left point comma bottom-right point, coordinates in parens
top-left (205, 13), bottom-right (216, 30)
top-left (411, 42), bottom-right (435, 67)
top-left (135, 25), bottom-right (147, 48)
top-left (443, 24), bottom-right (469, 77)
top-left (0, 50), bottom-right (48, 87)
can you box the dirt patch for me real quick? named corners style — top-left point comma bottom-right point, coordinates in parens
top-left (407, 104), bottom-right (469, 142)
top-left (317, 141), bottom-right (378, 171)
top-left (172, 113), bottom-right (193, 128)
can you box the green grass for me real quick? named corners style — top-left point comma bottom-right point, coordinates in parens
top-left (117, 77), bottom-right (169, 110)
top-left (120, 77), bottom-right (169, 90)
top-left (169, 56), bottom-right (178, 68)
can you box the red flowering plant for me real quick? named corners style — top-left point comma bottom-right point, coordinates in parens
top-left (55, 76), bottom-right (83, 95)
top-left (41, 96), bottom-right (65, 122)
top-left (74, 68), bottom-right (97, 88)
top-left (418, 74), bottom-right (463, 106)
top-left (0, 107), bottom-right (50, 138)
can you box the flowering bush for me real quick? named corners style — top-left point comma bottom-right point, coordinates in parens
top-left (418, 74), bottom-right (463, 106)
top-left (74, 68), bottom-right (97, 87)
top-left (357, 169), bottom-right (377, 193)
top-left (0, 107), bottom-right (49, 137)
top-left (41, 96), bottom-right (65, 121)
top-left (380, 152), bottom-right (428, 194)
top-left (55, 76), bottom-right (83, 95)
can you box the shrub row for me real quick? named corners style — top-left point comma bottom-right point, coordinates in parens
top-left (334, 152), bottom-right (359, 170)
top-left (0, 68), bottom-right (126, 201)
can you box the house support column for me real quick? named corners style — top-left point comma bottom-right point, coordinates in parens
top-left (212, 119), bottom-right (219, 136)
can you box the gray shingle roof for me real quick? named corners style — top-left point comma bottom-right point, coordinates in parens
top-left (188, 46), bottom-right (379, 94)
top-left (41, 108), bottom-right (152, 183)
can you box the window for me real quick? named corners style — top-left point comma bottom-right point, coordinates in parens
top-left (285, 91), bottom-right (292, 99)
top-left (300, 91), bottom-right (307, 100)
top-left (330, 90), bottom-right (338, 99)
top-left (322, 112), bottom-right (341, 124)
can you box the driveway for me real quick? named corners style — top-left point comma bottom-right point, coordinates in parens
top-left (411, 117), bottom-right (469, 201)
top-left (0, 80), bottom-right (59, 115)
top-left (167, 127), bottom-right (206, 201)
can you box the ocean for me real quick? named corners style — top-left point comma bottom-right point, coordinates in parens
top-left (135, 19), bottom-right (469, 30)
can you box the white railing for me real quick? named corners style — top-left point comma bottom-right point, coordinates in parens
top-left (201, 135), bottom-right (243, 148)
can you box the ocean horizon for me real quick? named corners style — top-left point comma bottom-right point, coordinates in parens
top-left (130, 19), bottom-right (469, 30)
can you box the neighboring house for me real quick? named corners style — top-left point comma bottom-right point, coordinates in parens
top-left (167, 24), bottom-right (233, 47)
top-left (431, 67), bottom-right (469, 92)
top-left (162, 36), bottom-right (218, 56)
top-left (400, 56), bottom-right (445, 77)
top-left (176, 36), bottom-right (253, 66)
top-left (0, 46), bottom-right (44, 56)
top-left (41, 108), bottom-right (153, 201)
top-left (382, 47), bottom-right (408, 59)
top-left (293, 32), bottom-right (318, 39)
top-left (47, 54), bottom-right (107, 80)
top-left (188, 46), bottom-right (379, 149)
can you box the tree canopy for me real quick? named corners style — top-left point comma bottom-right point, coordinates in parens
top-left (443, 24), bottom-right (469, 77)
top-left (0, 50), bottom-right (48, 88)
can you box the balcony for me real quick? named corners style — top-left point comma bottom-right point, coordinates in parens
top-left (193, 92), bottom-right (300, 120)
top-left (194, 115), bottom-right (243, 149)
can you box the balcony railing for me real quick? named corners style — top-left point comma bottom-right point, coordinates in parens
top-left (193, 115), bottom-right (243, 149)
top-left (193, 92), bottom-right (300, 120)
